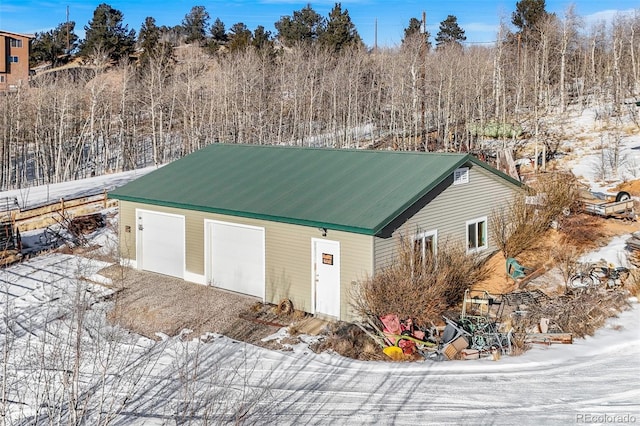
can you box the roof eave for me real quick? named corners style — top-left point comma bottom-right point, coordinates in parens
top-left (0, 30), bottom-right (35, 39)
top-left (109, 194), bottom-right (377, 236)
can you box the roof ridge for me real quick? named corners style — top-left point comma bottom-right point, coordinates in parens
top-left (210, 142), bottom-right (469, 156)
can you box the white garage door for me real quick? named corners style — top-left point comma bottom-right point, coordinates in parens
top-left (207, 220), bottom-right (265, 299)
top-left (137, 210), bottom-right (185, 278)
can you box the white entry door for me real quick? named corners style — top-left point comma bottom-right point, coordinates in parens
top-left (137, 210), bottom-right (185, 278)
top-left (313, 239), bottom-right (340, 318)
top-left (206, 220), bottom-right (265, 299)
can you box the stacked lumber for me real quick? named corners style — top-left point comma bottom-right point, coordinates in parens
top-left (626, 232), bottom-right (640, 267)
top-left (525, 333), bottom-right (573, 345)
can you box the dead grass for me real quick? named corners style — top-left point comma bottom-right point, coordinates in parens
top-left (492, 171), bottom-right (582, 259)
top-left (556, 213), bottom-right (607, 248)
top-left (614, 179), bottom-right (640, 196)
top-left (625, 269), bottom-right (640, 297)
top-left (574, 134), bottom-right (595, 143)
top-left (524, 288), bottom-right (630, 338)
top-left (311, 322), bottom-right (386, 361)
top-left (622, 125), bottom-right (639, 136)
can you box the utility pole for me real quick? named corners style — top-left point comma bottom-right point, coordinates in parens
top-left (374, 18), bottom-right (378, 52)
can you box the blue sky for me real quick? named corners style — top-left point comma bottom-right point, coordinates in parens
top-left (1, 1), bottom-right (639, 47)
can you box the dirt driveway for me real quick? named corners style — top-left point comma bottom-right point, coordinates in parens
top-left (98, 264), bottom-right (301, 348)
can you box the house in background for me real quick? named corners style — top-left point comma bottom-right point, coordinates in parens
top-left (109, 144), bottom-right (523, 321)
top-left (0, 30), bottom-right (33, 92)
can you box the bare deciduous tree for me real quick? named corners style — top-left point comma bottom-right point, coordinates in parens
top-left (1, 9), bottom-right (638, 189)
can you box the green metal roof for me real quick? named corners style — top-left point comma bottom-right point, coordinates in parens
top-left (109, 144), bottom-right (521, 235)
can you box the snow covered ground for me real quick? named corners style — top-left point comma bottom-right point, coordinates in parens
top-left (1, 251), bottom-right (638, 424)
top-left (1, 109), bottom-right (639, 424)
top-left (1, 165), bottom-right (157, 210)
top-left (561, 106), bottom-right (640, 194)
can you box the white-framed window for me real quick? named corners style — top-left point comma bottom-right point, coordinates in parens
top-left (414, 230), bottom-right (437, 261)
top-left (0, 75), bottom-right (4, 83)
top-left (410, 229), bottom-right (438, 273)
top-left (453, 167), bottom-right (469, 185)
top-left (8, 56), bottom-right (18, 63)
top-left (10, 39), bottom-right (23, 48)
top-left (466, 216), bottom-right (487, 252)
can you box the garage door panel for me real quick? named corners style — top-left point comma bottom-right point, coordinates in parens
top-left (208, 221), bottom-right (264, 299)
top-left (138, 210), bottom-right (185, 278)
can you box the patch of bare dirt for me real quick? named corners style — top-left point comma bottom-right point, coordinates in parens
top-left (614, 178), bottom-right (640, 196)
top-left (99, 264), bottom-right (304, 348)
top-left (474, 213), bottom-right (640, 296)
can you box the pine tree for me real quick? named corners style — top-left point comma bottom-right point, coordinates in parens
top-left (79, 3), bottom-right (136, 62)
top-left (274, 4), bottom-right (325, 47)
top-left (210, 18), bottom-right (228, 45)
top-left (319, 3), bottom-right (363, 52)
top-left (435, 15), bottom-right (466, 49)
top-left (402, 17), bottom-right (431, 50)
top-left (252, 26), bottom-right (275, 54)
top-left (30, 21), bottom-right (78, 67)
top-left (512, 0), bottom-right (551, 44)
top-left (182, 5), bottom-right (210, 45)
top-left (206, 18), bottom-right (228, 53)
top-left (138, 17), bottom-right (174, 70)
top-left (228, 22), bottom-right (252, 52)
top-left (139, 17), bottom-right (160, 55)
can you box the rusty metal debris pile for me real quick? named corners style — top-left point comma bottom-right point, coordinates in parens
top-left (359, 288), bottom-right (576, 362)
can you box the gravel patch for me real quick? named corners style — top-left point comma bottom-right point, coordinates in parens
top-left (98, 264), bottom-right (291, 345)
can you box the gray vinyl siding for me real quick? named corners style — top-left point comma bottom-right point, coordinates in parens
top-left (116, 200), bottom-right (373, 321)
top-left (374, 164), bottom-right (521, 270)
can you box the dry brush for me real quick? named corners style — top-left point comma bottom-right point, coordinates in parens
top-left (351, 237), bottom-right (490, 328)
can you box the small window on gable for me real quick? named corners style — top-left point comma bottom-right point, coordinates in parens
top-left (453, 167), bottom-right (469, 185)
top-left (10, 39), bottom-right (23, 48)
